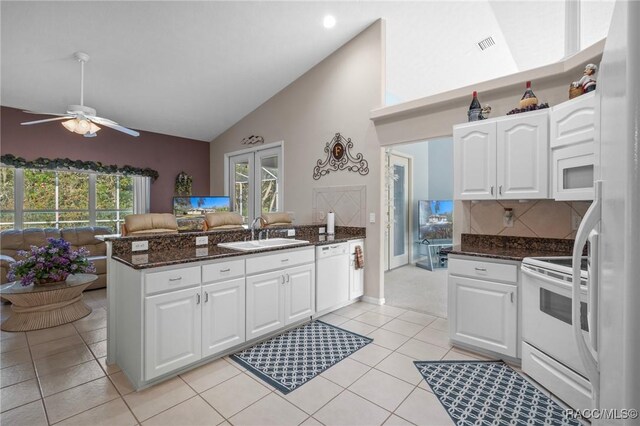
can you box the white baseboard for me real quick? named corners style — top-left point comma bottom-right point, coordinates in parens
top-left (361, 296), bottom-right (385, 305)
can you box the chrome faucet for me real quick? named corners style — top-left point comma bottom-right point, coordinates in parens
top-left (250, 217), bottom-right (262, 240)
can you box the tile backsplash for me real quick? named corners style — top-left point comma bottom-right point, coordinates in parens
top-left (312, 185), bottom-right (366, 227)
top-left (459, 200), bottom-right (592, 239)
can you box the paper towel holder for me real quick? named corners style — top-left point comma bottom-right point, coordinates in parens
top-left (327, 211), bottom-right (335, 235)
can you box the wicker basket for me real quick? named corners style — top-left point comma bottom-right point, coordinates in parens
top-left (569, 85), bottom-right (584, 99)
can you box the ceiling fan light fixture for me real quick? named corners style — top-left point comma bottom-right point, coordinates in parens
top-left (62, 118), bottom-right (100, 135)
top-left (62, 118), bottom-right (78, 132)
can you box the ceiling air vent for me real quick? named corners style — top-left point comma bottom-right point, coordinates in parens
top-left (477, 36), bottom-right (495, 51)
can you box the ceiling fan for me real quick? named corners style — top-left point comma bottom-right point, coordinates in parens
top-left (20, 51), bottom-right (139, 138)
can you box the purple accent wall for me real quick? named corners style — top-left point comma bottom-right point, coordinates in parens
top-left (1, 106), bottom-right (210, 213)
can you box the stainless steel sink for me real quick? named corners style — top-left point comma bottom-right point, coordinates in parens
top-left (218, 238), bottom-right (309, 252)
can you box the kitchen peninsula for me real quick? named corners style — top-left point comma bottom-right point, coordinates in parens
top-left (104, 225), bottom-right (365, 390)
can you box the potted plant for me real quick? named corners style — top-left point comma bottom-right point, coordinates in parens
top-left (7, 238), bottom-right (96, 286)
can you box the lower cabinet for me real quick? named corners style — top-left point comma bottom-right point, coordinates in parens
top-left (145, 286), bottom-right (202, 380)
top-left (448, 274), bottom-right (518, 357)
top-left (202, 278), bottom-right (245, 357)
top-left (246, 262), bottom-right (315, 341)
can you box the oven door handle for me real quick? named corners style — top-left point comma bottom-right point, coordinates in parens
top-left (572, 180), bottom-right (601, 406)
top-left (521, 265), bottom-right (574, 290)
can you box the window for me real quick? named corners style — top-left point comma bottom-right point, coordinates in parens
top-left (1, 167), bottom-right (134, 233)
top-left (226, 143), bottom-right (283, 224)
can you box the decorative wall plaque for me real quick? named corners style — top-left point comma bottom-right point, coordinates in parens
top-left (241, 135), bottom-right (265, 145)
top-left (313, 133), bottom-right (369, 180)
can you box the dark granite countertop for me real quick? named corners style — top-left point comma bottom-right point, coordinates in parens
top-left (112, 232), bottom-right (365, 269)
top-left (448, 234), bottom-right (576, 261)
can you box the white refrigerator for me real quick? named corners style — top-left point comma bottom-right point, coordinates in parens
top-left (571, 0), bottom-right (640, 421)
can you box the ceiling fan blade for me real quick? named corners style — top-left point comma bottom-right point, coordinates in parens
top-left (22, 110), bottom-right (70, 117)
top-left (21, 116), bottom-right (74, 126)
top-left (86, 115), bottom-right (117, 125)
top-left (89, 118), bottom-right (139, 137)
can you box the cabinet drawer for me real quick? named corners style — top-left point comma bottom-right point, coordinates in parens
top-left (246, 248), bottom-right (314, 275)
top-left (145, 266), bottom-right (201, 295)
top-left (448, 258), bottom-right (517, 283)
top-left (202, 259), bottom-right (245, 283)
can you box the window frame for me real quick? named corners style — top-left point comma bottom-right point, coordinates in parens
top-left (223, 141), bottom-right (284, 224)
top-left (1, 166), bottom-right (135, 232)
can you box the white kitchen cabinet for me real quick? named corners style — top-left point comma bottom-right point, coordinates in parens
top-left (246, 270), bottom-right (285, 340)
top-left (349, 240), bottom-right (365, 299)
top-left (202, 278), bottom-right (245, 357)
top-left (448, 256), bottom-right (520, 358)
top-left (550, 92), bottom-right (597, 200)
top-left (284, 264), bottom-right (315, 325)
top-left (145, 286), bottom-right (202, 380)
top-left (454, 110), bottom-right (549, 200)
top-left (453, 121), bottom-right (497, 200)
top-left (497, 111), bottom-right (549, 199)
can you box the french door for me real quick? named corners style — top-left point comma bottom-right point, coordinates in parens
top-left (388, 153), bottom-right (410, 269)
top-left (228, 145), bottom-right (282, 224)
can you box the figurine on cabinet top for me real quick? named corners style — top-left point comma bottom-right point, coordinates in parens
top-left (570, 63), bottom-right (598, 99)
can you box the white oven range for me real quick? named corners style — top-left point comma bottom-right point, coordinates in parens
top-left (521, 256), bottom-right (593, 411)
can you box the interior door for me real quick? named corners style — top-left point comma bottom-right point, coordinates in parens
top-left (388, 154), bottom-right (410, 269)
top-left (229, 153), bottom-right (254, 224)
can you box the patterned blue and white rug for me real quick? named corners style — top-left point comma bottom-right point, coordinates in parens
top-left (414, 361), bottom-right (582, 425)
top-left (230, 320), bottom-right (372, 394)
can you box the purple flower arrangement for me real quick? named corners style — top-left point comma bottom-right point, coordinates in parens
top-left (7, 238), bottom-right (96, 286)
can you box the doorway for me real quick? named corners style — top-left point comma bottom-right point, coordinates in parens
top-left (382, 138), bottom-right (454, 317)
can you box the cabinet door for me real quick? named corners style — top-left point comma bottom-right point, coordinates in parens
top-left (448, 275), bottom-right (517, 357)
top-left (349, 240), bottom-right (364, 299)
top-left (284, 264), bottom-right (315, 325)
top-left (453, 121), bottom-right (497, 200)
top-left (202, 278), bottom-right (246, 358)
top-left (497, 111), bottom-right (549, 199)
top-left (246, 270), bottom-right (284, 340)
top-left (145, 287), bottom-right (201, 380)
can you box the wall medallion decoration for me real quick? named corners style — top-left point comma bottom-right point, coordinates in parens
top-left (241, 135), bottom-right (265, 145)
top-left (313, 133), bottom-right (369, 180)
top-left (174, 171), bottom-right (193, 196)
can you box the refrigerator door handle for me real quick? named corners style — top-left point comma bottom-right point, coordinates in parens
top-left (572, 180), bottom-right (602, 406)
top-left (587, 230), bottom-right (599, 351)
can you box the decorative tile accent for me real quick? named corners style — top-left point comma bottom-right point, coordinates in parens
top-left (312, 185), bottom-right (366, 226)
top-left (465, 200), bottom-right (592, 239)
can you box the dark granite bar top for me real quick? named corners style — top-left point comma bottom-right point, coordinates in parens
top-left (112, 232), bottom-right (365, 269)
top-left (448, 234), bottom-right (577, 261)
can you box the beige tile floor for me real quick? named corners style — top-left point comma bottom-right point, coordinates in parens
top-left (0, 290), bottom-right (494, 426)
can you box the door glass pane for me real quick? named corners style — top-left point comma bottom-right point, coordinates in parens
top-left (393, 164), bottom-right (406, 256)
top-left (233, 160), bottom-right (250, 222)
top-left (23, 170), bottom-right (56, 210)
top-left (58, 171), bottom-right (89, 210)
top-left (260, 155), bottom-right (279, 214)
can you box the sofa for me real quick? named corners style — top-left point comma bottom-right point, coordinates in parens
top-left (121, 213), bottom-right (179, 236)
top-left (0, 227), bottom-right (111, 290)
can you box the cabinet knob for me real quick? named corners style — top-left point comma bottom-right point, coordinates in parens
top-left (168, 277), bottom-right (182, 282)
top-left (490, 186), bottom-right (494, 195)
top-left (499, 185), bottom-right (503, 195)
top-left (205, 292), bottom-right (209, 303)
top-left (286, 273), bottom-right (290, 283)
top-left (219, 268), bottom-right (231, 273)
top-left (281, 275), bottom-right (285, 285)
top-left (196, 293), bottom-right (201, 304)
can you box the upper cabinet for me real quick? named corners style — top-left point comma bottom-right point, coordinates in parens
top-left (454, 110), bottom-right (549, 200)
top-left (550, 92), bottom-right (597, 200)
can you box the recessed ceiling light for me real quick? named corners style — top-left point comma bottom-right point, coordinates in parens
top-left (323, 15), bottom-right (336, 29)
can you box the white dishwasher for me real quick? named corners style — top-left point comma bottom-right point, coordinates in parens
top-left (316, 243), bottom-right (350, 313)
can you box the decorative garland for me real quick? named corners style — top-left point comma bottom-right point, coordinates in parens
top-left (0, 154), bottom-right (159, 181)
top-left (313, 133), bottom-right (369, 180)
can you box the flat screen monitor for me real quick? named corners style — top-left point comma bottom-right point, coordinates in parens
top-left (173, 196), bottom-right (231, 218)
top-left (418, 200), bottom-right (453, 242)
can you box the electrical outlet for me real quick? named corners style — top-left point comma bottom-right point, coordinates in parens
top-left (195, 236), bottom-right (208, 246)
top-left (571, 211), bottom-right (582, 231)
top-left (131, 254), bottom-right (148, 264)
top-left (132, 240), bottom-right (148, 251)
top-left (287, 229), bottom-right (295, 237)
top-left (319, 227), bottom-right (326, 234)
top-left (503, 208), bottom-right (514, 227)
top-left (195, 247), bottom-right (208, 257)
top-left (369, 213), bottom-right (376, 223)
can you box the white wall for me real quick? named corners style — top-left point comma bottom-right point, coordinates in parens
top-left (210, 20), bottom-right (386, 300)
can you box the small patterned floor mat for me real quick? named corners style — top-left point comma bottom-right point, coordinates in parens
top-left (414, 360), bottom-right (582, 425)
top-left (230, 320), bottom-right (372, 394)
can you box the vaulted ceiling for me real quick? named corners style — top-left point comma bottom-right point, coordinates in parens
top-left (1, 1), bottom-right (614, 142)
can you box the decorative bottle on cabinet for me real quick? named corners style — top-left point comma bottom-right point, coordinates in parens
top-left (468, 91), bottom-right (482, 122)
